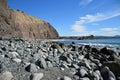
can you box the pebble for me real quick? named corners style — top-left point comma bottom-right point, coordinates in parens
top-left (0, 71), bottom-right (13, 80)
top-left (46, 61), bottom-right (53, 68)
top-left (12, 58), bottom-right (22, 63)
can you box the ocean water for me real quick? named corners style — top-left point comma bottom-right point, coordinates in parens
top-left (56, 38), bottom-right (120, 47)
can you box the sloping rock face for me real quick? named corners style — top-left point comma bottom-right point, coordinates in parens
top-left (0, 0), bottom-right (59, 40)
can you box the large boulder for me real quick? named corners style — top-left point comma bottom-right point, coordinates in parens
top-left (100, 47), bottom-right (115, 55)
top-left (102, 61), bottom-right (120, 79)
top-left (0, 0), bottom-right (59, 40)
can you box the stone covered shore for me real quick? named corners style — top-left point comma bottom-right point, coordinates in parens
top-left (0, 38), bottom-right (120, 80)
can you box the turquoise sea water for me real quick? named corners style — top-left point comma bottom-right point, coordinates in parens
top-left (57, 38), bottom-right (120, 47)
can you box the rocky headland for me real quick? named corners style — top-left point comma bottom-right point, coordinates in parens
top-left (0, 0), bottom-right (59, 40)
top-left (0, 38), bottom-right (120, 80)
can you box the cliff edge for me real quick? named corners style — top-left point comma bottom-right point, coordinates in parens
top-left (0, 0), bottom-right (59, 39)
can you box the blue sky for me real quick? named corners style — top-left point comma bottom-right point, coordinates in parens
top-left (8, 0), bottom-right (120, 36)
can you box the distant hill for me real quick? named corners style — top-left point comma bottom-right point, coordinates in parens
top-left (94, 36), bottom-right (120, 39)
top-left (60, 35), bottom-right (120, 40)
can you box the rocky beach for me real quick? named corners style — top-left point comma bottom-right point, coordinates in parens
top-left (0, 38), bottom-right (120, 80)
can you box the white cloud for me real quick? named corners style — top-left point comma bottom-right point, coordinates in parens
top-left (80, 0), bottom-right (93, 6)
top-left (101, 28), bottom-right (118, 31)
top-left (91, 23), bottom-right (99, 25)
top-left (72, 23), bottom-right (85, 32)
top-left (72, 11), bottom-right (120, 33)
top-left (79, 12), bottom-right (120, 23)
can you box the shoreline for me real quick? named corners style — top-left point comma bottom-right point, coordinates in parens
top-left (0, 38), bottom-right (120, 80)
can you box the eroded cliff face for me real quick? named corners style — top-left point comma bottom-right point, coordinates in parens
top-left (0, 0), bottom-right (59, 39)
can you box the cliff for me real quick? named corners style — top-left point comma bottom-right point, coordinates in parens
top-left (0, 0), bottom-right (59, 39)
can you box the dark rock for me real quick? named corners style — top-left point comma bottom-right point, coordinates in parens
top-left (84, 45), bottom-right (91, 51)
top-left (1, 47), bottom-right (6, 51)
top-left (101, 66), bottom-right (109, 80)
top-left (103, 62), bottom-right (120, 79)
top-left (59, 55), bottom-right (68, 62)
top-left (100, 47), bottom-right (115, 55)
top-left (92, 47), bottom-right (99, 53)
top-left (107, 55), bottom-right (115, 61)
top-left (72, 42), bottom-right (75, 44)
top-left (101, 66), bottom-right (116, 80)
top-left (71, 46), bottom-right (78, 51)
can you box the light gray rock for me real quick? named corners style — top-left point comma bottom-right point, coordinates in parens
top-left (79, 77), bottom-right (90, 80)
top-left (0, 71), bottom-right (13, 80)
top-left (60, 76), bottom-right (72, 80)
top-left (37, 49), bottom-right (46, 59)
top-left (47, 61), bottom-right (53, 68)
top-left (61, 63), bottom-right (69, 68)
top-left (12, 58), bottom-right (22, 63)
top-left (72, 64), bottom-right (79, 69)
top-left (108, 71), bottom-right (116, 80)
top-left (25, 63), bottom-right (37, 72)
top-left (36, 58), bottom-right (47, 69)
top-left (0, 63), bottom-right (6, 73)
top-left (109, 77), bottom-right (116, 80)
top-left (31, 73), bottom-right (44, 80)
top-left (53, 51), bottom-right (58, 58)
top-left (73, 75), bottom-right (79, 80)
top-left (84, 59), bottom-right (91, 69)
top-left (78, 55), bottom-right (84, 60)
top-left (76, 68), bottom-right (88, 78)
top-left (0, 55), bottom-right (5, 63)
top-left (93, 71), bottom-right (100, 80)
top-left (95, 70), bottom-right (103, 80)
top-left (7, 51), bottom-right (19, 59)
